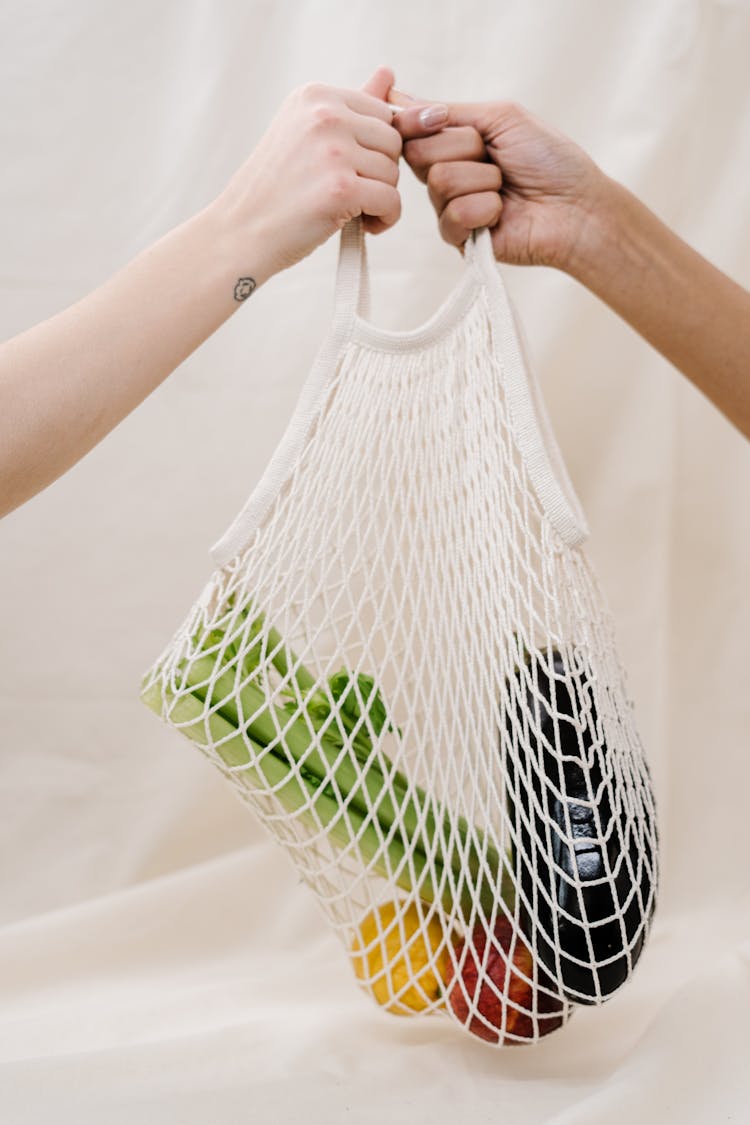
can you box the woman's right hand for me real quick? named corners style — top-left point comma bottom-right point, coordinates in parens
top-left (390, 91), bottom-right (610, 276)
top-left (391, 91), bottom-right (750, 439)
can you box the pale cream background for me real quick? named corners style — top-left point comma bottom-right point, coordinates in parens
top-left (1, 1), bottom-right (749, 1122)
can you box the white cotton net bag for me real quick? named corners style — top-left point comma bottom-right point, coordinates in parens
top-left (141, 217), bottom-right (658, 1046)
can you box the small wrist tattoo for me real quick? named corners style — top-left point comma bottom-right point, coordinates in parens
top-left (234, 277), bottom-right (257, 302)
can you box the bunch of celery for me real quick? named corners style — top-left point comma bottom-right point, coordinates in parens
top-left (142, 604), bottom-right (513, 918)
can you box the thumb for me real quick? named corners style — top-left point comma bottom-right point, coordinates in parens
top-left (388, 85), bottom-right (449, 140)
top-left (361, 65), bottom-right (395, 101)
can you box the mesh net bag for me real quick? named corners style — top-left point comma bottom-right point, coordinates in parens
top-left (141, 218), bottom-right (659, 1046)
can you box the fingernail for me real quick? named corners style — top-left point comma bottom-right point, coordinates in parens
top-left (419, 104), bottom-right (448, 128)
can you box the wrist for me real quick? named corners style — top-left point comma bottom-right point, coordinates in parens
top-left (562, 174), bottom-right (645, 292)
top-left (203, 190), bottom-right (280, 295)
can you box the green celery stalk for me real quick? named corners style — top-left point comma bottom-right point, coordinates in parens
top-left (232, 618), bottom-right (514, 916)
top-left (172, 640), bottom-right (512, 916)
top-left (141, 679), bottom-right (459, 909)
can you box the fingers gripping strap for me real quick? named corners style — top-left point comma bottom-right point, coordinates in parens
top-left (469, 228), bottom-right (589, 547)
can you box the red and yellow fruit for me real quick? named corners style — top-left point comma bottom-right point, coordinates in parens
top-left (446, 914), bottom-right (566, 1044)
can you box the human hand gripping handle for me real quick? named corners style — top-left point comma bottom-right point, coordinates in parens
top-left (0, 67), bottom-right (449, 519)
top-left (388, 87), bottom-right (750, 438)
top-left (215, 67), bottom-right (449, 283)
top-left (388, 89), bottom-right (603, 271)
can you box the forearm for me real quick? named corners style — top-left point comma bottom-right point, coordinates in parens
top-left (0, 72), bottom-right (419, 520)
top-left (567, 178), bottom-right (750, 438)
top-left (0, 200), bottom-right (272, 517)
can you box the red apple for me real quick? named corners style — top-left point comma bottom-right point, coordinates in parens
top-left (447, 914), bottom-right (566, 1044)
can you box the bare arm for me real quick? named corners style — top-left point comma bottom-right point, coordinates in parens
top-left (0, 204), bottom-right (262, 517)
top-left (567, 178), bottom-right (750, 438)
top-left (0, 69), bottom-right (443, 519)
top-left (391, 92), bottom-right (750, 440)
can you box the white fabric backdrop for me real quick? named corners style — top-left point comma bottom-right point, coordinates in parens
top-left (1, 1), bottom-right (749, 1121)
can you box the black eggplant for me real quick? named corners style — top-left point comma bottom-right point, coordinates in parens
top-left (503, 648), bottom-right (657, 1004)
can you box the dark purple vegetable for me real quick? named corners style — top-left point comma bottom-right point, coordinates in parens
top-left (503, 647), bottom-right (657, 1004)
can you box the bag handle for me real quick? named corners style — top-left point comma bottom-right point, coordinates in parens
top-left (332, 215), bottom-right (371, 327)
top-left (210, 220), bottom-right (371, 568)
top-left (465, 227), bottom-right (589, 546)
top-left (335, 218), bottom-right (588, 547)
top-left (211, 218), bottom-right (587, 567)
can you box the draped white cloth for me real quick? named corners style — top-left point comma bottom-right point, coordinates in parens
top-left (1, 1), bottom-right (749, 1120)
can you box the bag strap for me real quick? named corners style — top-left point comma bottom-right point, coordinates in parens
top-left (465, 228), bottom-right (589, 547)
top-left (210, 220), bottom-right (369, 568)
top-left (333, 216), bottom-right (370, 328)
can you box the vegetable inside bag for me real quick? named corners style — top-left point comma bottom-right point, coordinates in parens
top-left (141, 218), bottom-right (659, 1047)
